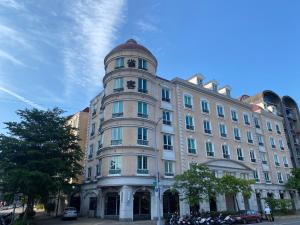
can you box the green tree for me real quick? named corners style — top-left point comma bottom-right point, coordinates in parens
top-left (286, 168), bottom-right (300, 192)
top-left (0, 108), bottom-right (83, 220)
top-left (217, 175), bottom-right (255, 210)
top-left (173, 164), bottom-right (218, 207)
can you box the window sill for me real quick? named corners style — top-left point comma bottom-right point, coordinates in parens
top-left (108, 174), bottom-right (121, 177)
top-left (203, 132), bottom-right (213, 137)
top-left (136, 173), bottom-right (150, 176)
top-left (187, 152), bottom-right (198, 156)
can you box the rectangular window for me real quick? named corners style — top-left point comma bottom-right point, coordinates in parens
top-left (137, 127), bottom-right (148, 145)
top-left (138, 58), bottom-right (148, 70)
top-left (267, 121), bottom-right (273, 132)
top-left (164, 161), bottom-right (174, 177)
top-left (253, 170), bottom-right (260, 182)
top-left (206, 141), bottom-right (214, 157)
top-left (283, 156), bottom-right (289, 167)
top-left (162, 88), bottom-right (170, 102)
top-left (109, 156), bottom-right (121, 175)
top-left (92, 105), bottom-right (97, 116)
top-left (187, 138), bottom-right (196, 154)
top-left (203, 120), bottom-right (212, 134)
top-left (186, 115), bottom-right (195, 130)
top-left (137, 156), bottom-right (148, 174)
top-left (115, 57), bottom-right (124, 69)
top-left (247, 131), bottom-right (253, 144)
top-left (184, 95), bottom-right (193, 109)
top-left (274, 154), bottom-right (280, 167)
top-left (254, 117), bottom-right (260, 129)
top-left (219, 124), bottom-right (227, 138)
top-left (113, 78), bottom-right (124, 91)
top-left (258, 134), bottom-right (264, 146)
top-left (112, 101), bottom-right (123, 117)
top-left (231, 109), bottom-right (238, 122)
top-left (237, 147), bottom-right (244, 161)
top-left (163, 134), bottom-right (173, 150)
top-left (87, 167), bottom-right (92, 179)
top-left (276, 124), bottom-right (281, 134)
top-left (244, 113), bottom-right (250, 125)
top-left (91, 123), bottom-right (95, 136)
top-left (137, 101), bottom-right (148, 118)
top-left (111, 127), bottom-right (122, 145)
top-left (264, 172), bottom-right (271, 183)
top-left (163, 111), bottom-right (171, 125)
top-left (138, 78), bottom-right (148, 93)
top-left (250, 150), bottom-right (256, 163)
top-left (234, 128), bottom-right (241, 140)
top-left (260, 152), bottom-right (267, 164)
top-left (217, 105), bottom-right (224, 118)
top-left (222, 144), bottom-right (230, 159)
top-left (270, 137), bottom-right (276, 149)
top-left (277, 172), bottom-right (283, 184)
top-left (96, 162), bottom-right (101, 177)
top-left (97, 139), bottom-right (102, 155)
top-left (279, 139), bottom-right (285, 150)
top-left (201, 100), bottom-right (210, 113)
top-left (88, 144), bottom-right (94, 159)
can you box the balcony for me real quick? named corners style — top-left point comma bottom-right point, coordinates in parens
top-left (109, 169), bottom-right (121, 175)
top-left (255, 178), bottom-right (260, 183)
top-left (112, 112), bottom-right (123, 118)
top-left (259, 142), bottom-right (264, 147)
top-left (111, 140), bottom-right (122, 145)
top-left (138, 88), bottom-right (148, 94)
top-left (165, 172), bottom-right (174, 177)
top-left (137, 139), bottom-right (149, 146)
top-left (163, 120), bottom-right (171, 126)
top-left (221, 133), bottom-right (227, 138)
top-left (251, 158), bottom-right (257, 163)
top-left (186, 125), bottom-right (195, 131)
top-left (245, 121), bottom-right (250, 125)
top-left (188, 148), bottom-right (196, 154)
top-left (202, 109), bottom-right (210, 114)
top-left (262, 160), bottom-right (268, 165)
top-left (275, 162), bottom-right (280, 167)
top-left (185, 104), bottom-right (193, 109)
top-left (164, 145), bottom-right (173, 150)
top-left (137, 113), bottom-right (148, 118)
top-left (137, 169), bottom-right (149, 175)
top-left (235, 136), bottom-right (241, 141)
top-left (113, 87), bottom-right (124, 92)
top-left (232, 117), bottom-right (238, 122)
top-left (90, 132), bottom-right (95, 137)
top-left (268, 128), bottom-right (273, 132)
top-left (277, 130), bottom-right (281, 135)
top-left (204, 129), bottom-right (212, 134)
top-left (218, 114), bottom-right (224, 118)
top-left (255, 125), bottom-right (261, 129)
top-left (162, 97), bottom-right (170, 103)
top-left (238, 156), bottom-right (244, 161)
top-left (207, 152), bottom-right (215, 157)
top-left (271, 145), bottom-right (276, 149)
top-left (223, 154), bottom-right (230, 159)
top-left (248, 139), bottom-right (254, 144)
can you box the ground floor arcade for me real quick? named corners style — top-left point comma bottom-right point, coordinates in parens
top-left (80, 182), bottom-right (300, 221)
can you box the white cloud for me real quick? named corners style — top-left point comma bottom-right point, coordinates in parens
top-left (0, 0), bottom-right (25, 10)
top-left (0, 49), bottom-right (26, 66)
top-left (136, 20), bottom-right (159, 33)
top-left (63, 0), bottom-right (126, 97)
top-left (0, 86), bottom-right (46, 110)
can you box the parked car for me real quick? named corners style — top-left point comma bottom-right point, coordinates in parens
top-left (233, 210), bottom-right (262, 224)
top-left (62, 207), bottom-right (78, 220)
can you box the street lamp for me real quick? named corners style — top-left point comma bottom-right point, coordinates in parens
top-left (154, 117), bottom-right (162, 225)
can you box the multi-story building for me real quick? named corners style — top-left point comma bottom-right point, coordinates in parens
top-left (81, 39), bottom-right (300, 221)
top-left (240, 92), bottom-right (300, 168)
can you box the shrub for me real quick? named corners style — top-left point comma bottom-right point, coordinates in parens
top-left (264, 197), bottom-right (293, 215)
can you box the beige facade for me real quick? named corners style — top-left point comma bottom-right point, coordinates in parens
top-left (81, 39), bottom-right (300, 221)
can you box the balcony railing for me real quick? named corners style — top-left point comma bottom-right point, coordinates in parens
top-left (238, 156), bottom-right (244, 161)
top-left (256, 124), bottom-right (261, 129)
top-left (275, 162), bottom-right (280, 167)
top-left (137, 169), bottom-right (149, 174)
top-left (202, 109), bottom-right (210, 114)
top-left (163, 120), bottom-right (172, 126)
top-left (137, 140), bottom-right (149, 146)
top-left (164, 145), bottom-right (173, 150)
top-left (112, 112), bottom-right (123, 118)
top-left (111, 140), bottom-right (122, 145)
top-left (248, 139), bottom-right (254, 144)
top-left (113, 87), bottom-right (124, 92)
top-left (188, 148), bottom-right (196, 154)
top-left (262, 160), bottom-right (268, 165)
top-left (88, 154), bottom-right (93, 159)
top-left (207, 152), bottom-right (215, 157)
top-left (218, 113), bottom-right (224, 118)
top-left (186, 125), bottom-right (195, 130)
top-left (251, 158), bottom-right (256, 163)
top-left (185, 104), bottom-right (192, 109)
top-left (162, 97), bottom-right (170, 103)
top-left (235, 136), bottom-right (241, 141)
top-left (138, 88), bottom-right (148, 94)
top-left (165, 172), bottom-right (174, 177)
top-left (221, 133), bottom-right (227, 138)
top-left (137, 113), bottom-right (148, 118)
top-left (232, 117), bottom-right (238, 122)
top-left (271, 145), bottom-right (276, 149)
top-left (284, 163), bottom-right (289, 168)
top-left (96, 150), bottom-right (101, 156)
top-left (245, 121), bottom-right (250, 125)
top-left (259, 142), bottom-right (264, 146)
top-left (109, 169), bottom-right (121, 175)
top-left (223, 154), bottom-right (230, 159)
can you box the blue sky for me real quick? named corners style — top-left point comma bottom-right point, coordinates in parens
top-left (0, 0), bottom-right (299, 132)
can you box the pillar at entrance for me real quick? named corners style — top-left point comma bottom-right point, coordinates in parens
top-left (200, 199), bottom-right (210, 212)
top-left (216, 194), bottom-right (227, 211)
top-left (119, 186), bottom-right (133, 221)
top-left (96, 189), bottom-right (102, 218)
top-left (248, 193), bottom-right (258, 211)
top-left (236, 193), bottom-right (245, 210)
top-left (179, 193), bottom-right (190, 217)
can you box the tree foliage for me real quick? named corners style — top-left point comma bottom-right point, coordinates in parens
top-left (0, 108), bottom-right (83, 219)
top-left (173, 165), bottom-right (255, 209)
top-left (174, 164), bottom-right (218, 206)
top-left (286, 168), bottom-right (300, 192)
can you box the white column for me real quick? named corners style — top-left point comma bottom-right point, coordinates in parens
top-left (260, 190), bottom-right (267, 210)
top-left (216, 194), bottom-right (227, 211)
top-left (179, 193), bottom-right (190, 217)
top-left (236, 193), bottom-right (245, 210)
top-left (200, 199), bottom-right (210, 212)
top-left (119, 186), bottom-right (133, 221)
top-left (96, 189), bottom-right (102, 218)
top-left (248, 193), bottom-right (258, 211)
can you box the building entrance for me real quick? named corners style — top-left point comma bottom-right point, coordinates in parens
top-left (105, 192), bottom-right (120, 219)
top-left (163, 190), bottom-right (179, 218)
top-left (133, 191), bottom-right (151, 220)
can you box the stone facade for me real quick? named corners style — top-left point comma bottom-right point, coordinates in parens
top-left (81, 39), bottom-right (300, 221)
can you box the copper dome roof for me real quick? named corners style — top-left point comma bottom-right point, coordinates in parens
top-left (104, 39), bottom-right (157, 64)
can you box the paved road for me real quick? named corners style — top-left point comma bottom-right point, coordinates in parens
top-left (33, 216), bottom-right (300, 225)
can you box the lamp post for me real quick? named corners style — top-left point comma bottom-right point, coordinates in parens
top-left (154, 117), bottom-right (162, 225)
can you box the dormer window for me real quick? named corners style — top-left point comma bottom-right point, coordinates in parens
top-left (115, 57), bottom-right (124, 69)
top-left (212, 83), bottom-right (218, 92)
top-left (226, 89), bottom-right (231, 97)
top-left (138, 58), bottom-right (148, 70)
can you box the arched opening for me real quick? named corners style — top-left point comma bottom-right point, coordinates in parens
top-left (105, 192), bottom-right (120, 219)
top-left (225, 194), bottom-right (236, 211)
top-left (69, 193), bottom-right (81, 213)
top-left (133, 191), bottom-right (151, 221)
top-left (163, 190), bottom-right (179, 218)
top-left (209, 193), bottom-right (217, 212)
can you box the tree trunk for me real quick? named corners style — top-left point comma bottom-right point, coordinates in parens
top-left (23, 195), bottom-right (34, 221)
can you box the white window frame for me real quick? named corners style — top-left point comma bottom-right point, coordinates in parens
top-left (216, 104), bottom-right (225, 118)
top-left (250, 149), bottom-right (256, 163)
top-left (233, 127), bottom-right (241, 140)
top-left (187, 138), bottom-right (197, 154)
top-left (205, 140), bottom-right (215, 157)
top-left (183, 94), bottom-right (193, 109)
top-left (222, 144), bottom-right (230, 159)
top-left (231, 108), bottom-right (238, 122)
top-left (111, 127), bottom-right (122, 145)
top-left (237, 147), bottom-right (244, 161)
top-left (164, 161), bottom-right (174, 177)
top-left (185, 115), bottom-right (195, 131)
top-left (201, 99), bottom-right (210, 114)
top-left (161, 87), bottom-right (171, 102)
top-left (203, 119), bottom-right (212, 134)
top-left (243, 113), bottom-right (251, 125)
top-left (109, 156), bottom-right (122, 175)
top-left (219, 123), bottom-right (227, 138)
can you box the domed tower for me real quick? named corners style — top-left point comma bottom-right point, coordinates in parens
top-left (85, 39), bottom-right (166, 221)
